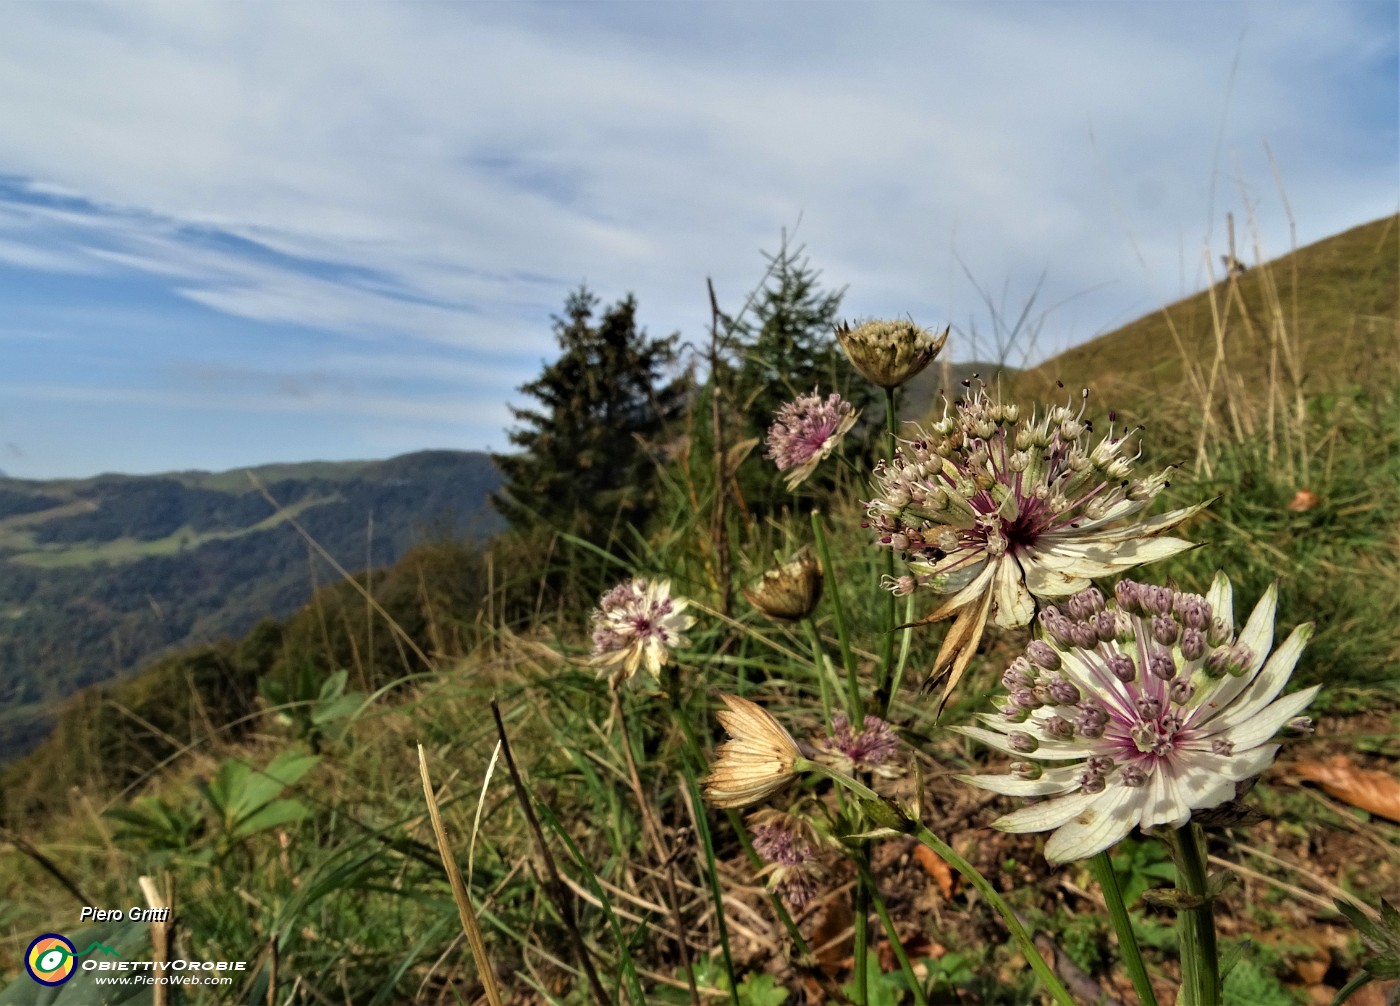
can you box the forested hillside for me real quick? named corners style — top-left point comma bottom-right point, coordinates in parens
top-left (0, 450), bottom-right (501, 758)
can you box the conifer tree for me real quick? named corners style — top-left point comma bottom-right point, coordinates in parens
top-left (494, 286), bottom-right (688, 545)
top-left (735, 237), bottom-right (855, 428)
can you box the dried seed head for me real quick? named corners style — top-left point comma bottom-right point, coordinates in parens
top-left (834, 319), bottom-right (948, 389)
top-left (742, 549), bottom-right (824, 622)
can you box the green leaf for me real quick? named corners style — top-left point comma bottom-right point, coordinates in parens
top-left (228, 797), bottom-right (311, 841)
top-left (735, 973), bottom-right (789, 1006)
top-left (317, 669), bottom-right (348, 703)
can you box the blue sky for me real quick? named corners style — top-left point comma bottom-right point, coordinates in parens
top-left (0, 1), bottom-right (1395, 480)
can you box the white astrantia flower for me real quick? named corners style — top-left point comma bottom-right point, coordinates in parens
top-left (590, 578), bottom-right (695, 687)
top-left (955, 575), bottom-right (1318, 864)
top-left (866, 382), bottom-right (1209, 710)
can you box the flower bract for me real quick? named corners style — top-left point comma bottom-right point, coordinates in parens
top-left (703, 694), bottom-right (803, 808)
top-left (742, 549), bottom-right (824, 622)
top-left (835, 319), bottom-right (948, 389)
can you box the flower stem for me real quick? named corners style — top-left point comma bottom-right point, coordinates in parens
top-left (858, 858), bottom-right (929, 1006)
top-left (911, 823), bottom-right (1076, 1006)
top-left (1173, 824), bottom-right (1219, 1006)
top-left (802, 764), bottom-right (1075, 1006)
top-left (853, 848), bottom-right (871, 1005)
top-left (876, 385), bottom-right (899, 716)
top-left (810, 510), bottom-right (861, 720)
top-left (804, 616), bottom-right (835, 727)
top-left (1090, 850), bottom-right (1160, 1006)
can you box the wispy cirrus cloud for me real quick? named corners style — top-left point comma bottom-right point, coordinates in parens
top-left (0, 1), bottom-right (1393, 478)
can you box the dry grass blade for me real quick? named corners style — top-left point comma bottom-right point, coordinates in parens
top-left (416, 743), bottom-right (506, 1006)
top-left (138, 875), bottom-right (172, 1006)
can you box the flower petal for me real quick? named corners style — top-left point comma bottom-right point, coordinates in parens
top-left (1192, 616), bottom-right (1304, 730)
top-left (1201, 685), bottom-right (1319, 750)
top-left (953, 725), bottom-right (1089, 761)
top-left (1205, 571), bottom-right (1233, 635)
top-left (1026, 534), bottom-right (1200, 581)
top-left (990, 556), bottom-right (1036, 627)
top-left (994, 788), bottom-right (1100, 833)
top-left (1043, 785), bottom-right (1141, 863)
top-left (957, 765), bottom-right (1082, 797)
top-left (1138, 765), bottom-right (1192, 830)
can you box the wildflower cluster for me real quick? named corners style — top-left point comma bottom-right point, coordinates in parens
top-left (865, 382), bottom-right (1208, 705)
top-left (764, 388), bottom-right (859, 491)
top-left (589, 578), bottom-right (694, 687)
top-left (750, 810), bottom-right (824, 909)
top-left (813, 712), bottom-right (901, 776)
top-left (869, 384), bottom-right (1203, 623)
top-left (958, 575), bottom-right (1317, 863)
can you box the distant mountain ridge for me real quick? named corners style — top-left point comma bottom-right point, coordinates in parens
top-left (0, 450), bottom-right (502, 758)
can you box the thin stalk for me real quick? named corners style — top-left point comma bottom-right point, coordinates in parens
top-left (877, 386), bottom-right (898, 715)
top-left (810, 510), bottom-right (861, 719)
top-left (853, 846), bottom-right (871, 1005)
top-left (804, 765), bottom-right (1074, 1006)
top-left (859, 858), bottom-right (928, 1006)
top-left (1174, 824), bottom-right (1220, 1006)
top-left (488, 701), bottom-right (609, 1006)
top-left (885, 592), bottom-right (916, 707)
top-left (683, 767), bottom-right (741, 1006)
top-left (1091, 850), bottom-right (1160, 1006)
top-left (912, 823), bottom-right (1075, 1006)
top-left (804, 617), bottom-right (835, 726)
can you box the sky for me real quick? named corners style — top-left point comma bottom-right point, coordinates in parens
top-left (0, 2), bottom-right (1395, 480)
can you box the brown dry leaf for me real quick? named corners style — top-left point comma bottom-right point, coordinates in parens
top-left (913, 844), bottom-right (958, 899)
top-left (808, 897), bottom-right (853, 976)
top-left (1295, 754), bottom-right (1400, 823)
top-left (1287, 488), bottom-right (1320, 512)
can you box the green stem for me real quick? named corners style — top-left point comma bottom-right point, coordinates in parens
top-left (802, 765), bottom-right (1074, 1006)
top-left (810, 510), bottom-right (861, 720)
top-left (804, 616), bottom-right (835, 727)
top-left (853, 846), bottom-right (870, 1005)
top-left (682, 767), bottom-right (740, 1006)
top-left (1330, 972), bottom-right (1374, 1006)
top-left (1174, 824), bottom-right (1219, 1006)
top-left (886, 592), bottom-right (915, 703)
top-left (1091, 850), bottom-right (1160, 1006)
top-left (912, 824), bottom-right (1075, 1006)
top-left (858, 859), bottom-right (929, 1006)
top-left (877, 386), bottom-right (898, 715)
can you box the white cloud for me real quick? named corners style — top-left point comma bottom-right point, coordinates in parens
top-left (0, 0), bottom-right (1393, 477)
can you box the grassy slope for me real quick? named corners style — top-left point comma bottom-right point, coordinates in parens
top-left (1016, 214), bottom-right (1398, 407)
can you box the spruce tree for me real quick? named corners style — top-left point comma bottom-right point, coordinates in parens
top-left (735, 237), bottom-right (854, 428)
top-left (494, 286), bottom-right (688, 545)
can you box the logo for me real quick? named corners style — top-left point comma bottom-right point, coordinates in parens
top-left (26, 933), bottom-right (77, 986)
top-left (24, 933), bottom-right (121, 985)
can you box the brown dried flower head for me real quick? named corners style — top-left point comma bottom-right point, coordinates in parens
top-left (742, 549), bottom-right (824, 622)
top-left (835, 319), bottom-right (948, 389)
top-left (703, 694), bottom-right (804, 808)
